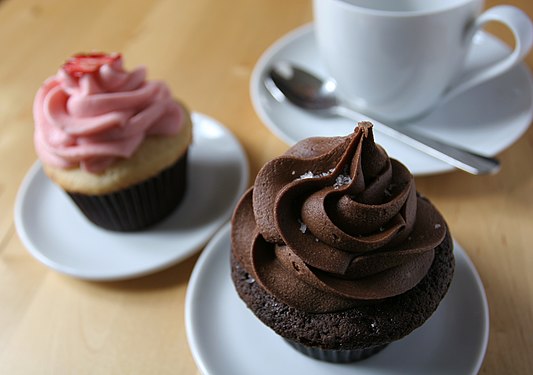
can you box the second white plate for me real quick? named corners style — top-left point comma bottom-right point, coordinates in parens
top-left (251, 24), bottom-right (533, 175)
top-left (186, 224), bottom-right (489, 375)
top-left (14, 113), bottom-right (249, 281)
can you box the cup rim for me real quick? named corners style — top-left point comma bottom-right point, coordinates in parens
top-left (326, 0), bottom-right (483, 17)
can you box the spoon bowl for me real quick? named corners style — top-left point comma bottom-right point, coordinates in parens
top-left (266, 61), bottom-right (338, 112)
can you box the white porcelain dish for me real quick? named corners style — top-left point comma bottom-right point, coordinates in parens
top-left (14, 113), bottom-right (249, 281)
top-left (250, 24), bottom-right (533, 175)
top-left (186, 224), bottom-right (489, 375)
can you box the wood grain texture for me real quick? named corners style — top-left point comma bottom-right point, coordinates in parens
top-left (0, 0), bottom-right (531, 373)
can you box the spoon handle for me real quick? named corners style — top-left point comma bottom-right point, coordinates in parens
top-left (336, 106), bottom-right (500, 175)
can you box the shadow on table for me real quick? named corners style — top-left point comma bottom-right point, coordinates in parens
top-left (62, 251), bottom-right (201, 292)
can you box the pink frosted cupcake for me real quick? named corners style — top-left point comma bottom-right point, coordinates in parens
top-left (33, 53), bottom-right (192, 231)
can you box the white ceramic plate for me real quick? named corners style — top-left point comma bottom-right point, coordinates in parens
top-left (186, 224), bottom-right (489, 375)
top-left (14, 113), bottom-right (249, 281)
top-left (250, 23), bottom-right (533, 175)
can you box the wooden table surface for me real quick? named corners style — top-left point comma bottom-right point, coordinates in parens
top-left (1, 0), bottom-right (532, 374)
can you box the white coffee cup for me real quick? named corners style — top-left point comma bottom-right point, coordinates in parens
top-left (313, 0), bottom-right (533, 123)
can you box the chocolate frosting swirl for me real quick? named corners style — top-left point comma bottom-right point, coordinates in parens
top-left (231, 123), bottom-right (447, 313)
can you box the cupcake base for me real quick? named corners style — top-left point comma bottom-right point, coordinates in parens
top-left (68, 152), bottom-right (188, 232)
top-left (231, 230), bottom-right (454, 353)
top-left (284, 339), bottom-right (388, 363)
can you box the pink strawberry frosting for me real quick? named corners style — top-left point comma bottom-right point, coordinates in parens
top-left (33, 54), bottom-right (186, 173)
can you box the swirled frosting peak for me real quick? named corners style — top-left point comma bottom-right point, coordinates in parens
top-left (34, 53), bottom-right (186, 173)
top-left (231, 123), bottom-right (447, 313)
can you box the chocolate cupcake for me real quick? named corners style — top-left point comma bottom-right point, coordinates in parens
top-left (231, 123), bottom-right (454, 362)
top-left (33, 53), bottom-right (192, 231)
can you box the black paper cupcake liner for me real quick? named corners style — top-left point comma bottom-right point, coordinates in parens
top-left (68, 151), bottom-right (188, 232)
top-left (285, 339), bottom-right (388, 363)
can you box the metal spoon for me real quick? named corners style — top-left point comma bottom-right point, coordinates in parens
top-left (265, 62), bottom-right (500, 175)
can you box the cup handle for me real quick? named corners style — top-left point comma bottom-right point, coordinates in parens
top-left (443, 5), bottom-right (533, 101)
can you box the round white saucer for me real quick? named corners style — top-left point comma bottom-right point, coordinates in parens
top-left (14, 113), bottom-right (249, 281)
top-left (250, 23), bottom-right (533, 175)
top-left (186, 224), bottom-right (489, 375)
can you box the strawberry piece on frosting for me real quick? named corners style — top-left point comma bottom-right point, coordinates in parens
top-left (62, 53), bottom-right (122, 78)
